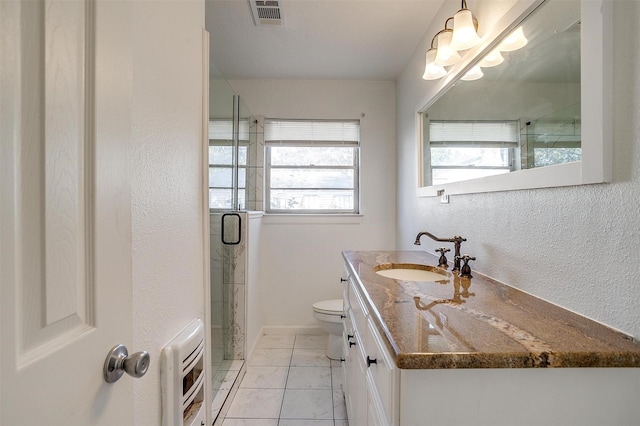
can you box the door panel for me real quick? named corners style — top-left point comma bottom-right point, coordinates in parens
top-left (1, 0), bottom-right (134, 424)
top-left (17, 0), bottom-right (93, 364)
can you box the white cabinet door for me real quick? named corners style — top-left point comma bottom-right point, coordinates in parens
top-left (353, 344), bottom-right (369, 426)
top-left (1, 1), bottom-right (134, 424)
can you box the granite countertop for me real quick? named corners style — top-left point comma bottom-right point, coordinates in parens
top-left (343, 250), bottom-right (640, 369)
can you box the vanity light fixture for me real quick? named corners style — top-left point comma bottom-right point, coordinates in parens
top-left (422, 2), bottom-right (531, 82)
top-left (422, 0), bottom-right (478, 80)
top-left (450, 0), bottom-right (481, 51)
top-left (423, 48), bottom-right (447, 80)
top-left (433, 28), bottom-right (462, 67)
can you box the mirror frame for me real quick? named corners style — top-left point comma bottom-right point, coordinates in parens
top-left (417, 0), bottom-right (612, 197)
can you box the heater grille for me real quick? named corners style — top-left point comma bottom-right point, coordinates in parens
top-left (250, 0), bottom-right (284, 26)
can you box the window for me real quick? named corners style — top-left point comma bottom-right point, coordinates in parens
top-left (265, 119), bottom-right (360, 214)
top-left (208, 120), bottom-right (250, 210)
top-left (426, 120), bottom-right (519, 186)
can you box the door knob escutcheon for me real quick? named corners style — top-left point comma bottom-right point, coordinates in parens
top-left (104, 344), bottom-right (150, 383)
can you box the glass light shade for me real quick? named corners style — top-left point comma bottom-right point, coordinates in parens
top-left (499, 27), bottom-right (528, 51)
top-left (422, 49), bottom-right (447, 80)
top-left (478, 49), bottom-right (504, 67)
top-left (434, 30), bottom-right (461, 67)
top-left (461, 65), bottom-right (483, 81)
top-left (450, 9), bottom-right (481, 51)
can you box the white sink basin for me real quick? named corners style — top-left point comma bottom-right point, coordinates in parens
top-left (374, 263), bottom-right (449, 282)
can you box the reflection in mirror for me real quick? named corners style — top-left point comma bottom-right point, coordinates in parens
top-left (421, 0), bottom-right (581, 187)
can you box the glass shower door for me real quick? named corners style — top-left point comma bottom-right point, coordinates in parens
top-left (208, 63), bottom-right (260, 421)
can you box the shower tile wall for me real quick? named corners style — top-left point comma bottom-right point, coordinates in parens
top-left (244, 118), bottom-right (264, 211)
top-left (210, 215), bottom-right (224, 369)
top-left (223, 213), bottom-right (246, 359)
top-left (210, 213), bottom-right (247, 362)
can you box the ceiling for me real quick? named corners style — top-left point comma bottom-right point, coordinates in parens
top-left (206, 0), bottom-right (446, 80)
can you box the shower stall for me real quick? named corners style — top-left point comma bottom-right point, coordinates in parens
top-left (208, 63), bottom-right (263, 420)
top-left (520, 103), bottom-right (582, 169)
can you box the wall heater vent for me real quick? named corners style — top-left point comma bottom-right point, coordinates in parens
top-left (161, 319), bottom-right (206, 426)
top-left (250, 0), bottom-right (285, 26)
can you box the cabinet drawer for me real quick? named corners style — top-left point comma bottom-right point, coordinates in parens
top-left (349, 279), bottom-right (368, 338)
top-left (365, 317), bottom-right (398, 425)
top-left (342, 334), bottom-right (350, 398)
top-left (342, 264), bottom-right (351, 293)
top-left (343, 288), bottom-right (350, 312)
top-left (345, 310), bottom-right (365, 365)
top-left (343, 310), bottom-right (355, 344)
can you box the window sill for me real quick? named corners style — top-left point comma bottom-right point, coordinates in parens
top-left (262, 213), bottom-right (364, 225)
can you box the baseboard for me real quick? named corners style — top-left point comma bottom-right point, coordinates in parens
top-left (246, 325), bottom-right (265, 365)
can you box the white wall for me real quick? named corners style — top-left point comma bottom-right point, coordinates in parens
top-left (396, 0), bottom-right (640, 339)
top-left (131, 1), bottom-right (206, 424)
top-left (229, 80), bottom-right (397, 329)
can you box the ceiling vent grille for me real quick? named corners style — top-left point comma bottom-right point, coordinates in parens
top-left (250, 0), bottom-right (284, 26)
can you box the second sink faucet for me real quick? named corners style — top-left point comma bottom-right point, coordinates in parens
top-left (414, 231), bottom-right (467, 272)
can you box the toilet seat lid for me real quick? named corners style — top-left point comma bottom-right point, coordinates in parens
top-left (313, 299), bottom-right (344, 315)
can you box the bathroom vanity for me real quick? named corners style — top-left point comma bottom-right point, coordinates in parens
top-left (341, 250), bottom-right (640, 426)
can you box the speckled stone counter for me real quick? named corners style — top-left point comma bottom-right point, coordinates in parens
top-left (343, 250), bottom-right (640, 369)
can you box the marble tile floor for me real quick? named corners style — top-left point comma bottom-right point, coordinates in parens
top-left (221, 333), bottom-right (349, 426)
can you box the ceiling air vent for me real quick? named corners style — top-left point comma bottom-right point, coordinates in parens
top-left (250, 0), bottom-right (284, 26)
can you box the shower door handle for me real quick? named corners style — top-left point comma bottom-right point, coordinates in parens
top-left (221, 213), bottom-right (242, 245)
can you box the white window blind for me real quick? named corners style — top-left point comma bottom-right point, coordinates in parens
top-left (429, 120), bottom-right (519, 147)
top-left (265, 119), bottom-right (359, 146)
top-left (208, 119), bottom-right (250, 141)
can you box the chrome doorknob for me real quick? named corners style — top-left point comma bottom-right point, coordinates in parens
top-left (104, 344), bottom-right (150, 383)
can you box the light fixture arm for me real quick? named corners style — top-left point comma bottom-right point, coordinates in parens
top-left (445, 16), bottom-right (454, 30)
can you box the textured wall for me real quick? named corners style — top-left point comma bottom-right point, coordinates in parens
top-left (396, 1), bottom-right (640, 339)
top-left (229, 80), bottom-right (397, 328)
top-left (131, 1), bottom-right (206, 424)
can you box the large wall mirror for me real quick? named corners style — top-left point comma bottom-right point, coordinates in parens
top-left (417, 0), bottom-right (611, 197)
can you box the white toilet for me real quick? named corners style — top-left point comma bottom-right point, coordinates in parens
top-left (312, 299), bottom-right (345, 360)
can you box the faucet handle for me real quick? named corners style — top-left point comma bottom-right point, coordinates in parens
top-left (435, 247), bottom-right (450, 267)
top-left (456, 255), bottom-right (476, 278)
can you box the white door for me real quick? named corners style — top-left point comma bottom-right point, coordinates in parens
top-left (1, 1), bottom-right (137, 424)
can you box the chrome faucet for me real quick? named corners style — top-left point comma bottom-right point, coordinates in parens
top-left (414, 232), bottom-right (467, 272)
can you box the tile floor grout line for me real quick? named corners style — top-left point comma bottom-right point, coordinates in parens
top-left (277, 335), bottom-right (296, 423)
top-left (221, 334), bottom-right (346, 425)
